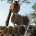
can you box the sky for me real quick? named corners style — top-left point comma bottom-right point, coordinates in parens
top-left (0, 0), bottom-right (36, 26)
top-left (32, 0), bottom-right (36, 3)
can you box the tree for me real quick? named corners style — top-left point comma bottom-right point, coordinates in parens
top-left (32, 3), bottom-right (36, 12)
top-left (31, 3), bottom-right (36, 24)
top-left (1, 0), bottom-right (5, 3)
top-left (7, 0), bottom-right (31, 4)
top-left (7, 0), bottom-right (13, 3)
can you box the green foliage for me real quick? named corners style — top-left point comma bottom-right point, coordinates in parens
top-left (31, 13), bottom-right (36, 18)
top-left (32, 3), bottom-right (36, 10)
top-left (31, 13), bottom-right (36, 24)
top-left (7, 0), bottom-right (31, 4)
top-left (31, 3), bottom-right (36, 24)
top-left (7, 0), bottom-right (13, 3)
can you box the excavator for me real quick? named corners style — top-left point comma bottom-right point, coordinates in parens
top-left (5, 0), bottom-right (30, 36)
top-left (6, 0), bottom-right (20, 26)
top-left (6, 0), bottom-right (29, 26)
